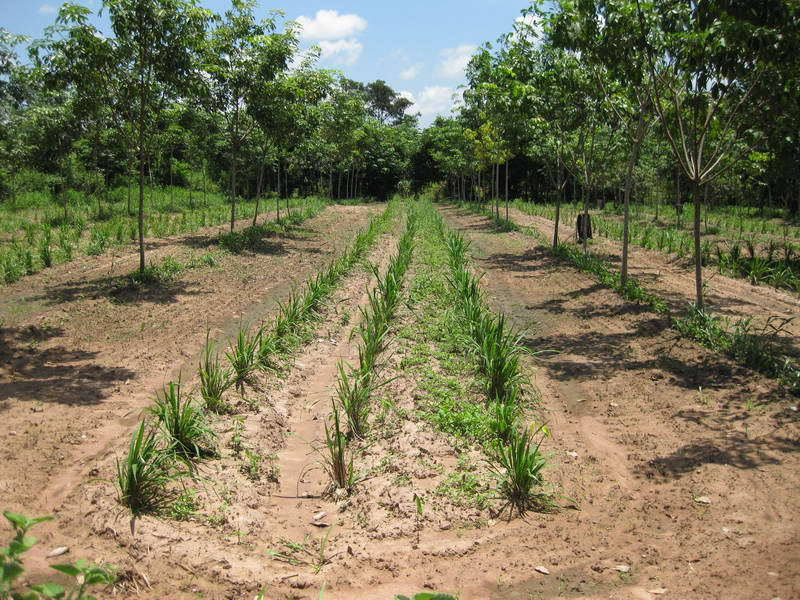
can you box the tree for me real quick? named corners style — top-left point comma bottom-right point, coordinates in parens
top-left (202, 1), bottom-right (296, 232)
top-left (105, 0), bottom-right (209, 272)
top-left (634, 0), bottom-right (778, 307)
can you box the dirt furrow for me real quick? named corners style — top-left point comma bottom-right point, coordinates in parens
top-left (440, 205), bottom-right (800, 600)
top-left (0, 204), bottom-right (380, 522)
top-left (507, 205), bottom-right (800, 358)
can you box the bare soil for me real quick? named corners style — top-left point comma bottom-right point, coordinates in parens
top-left (1, 202), bottom-right (798, 600)
top-left (507, 206), bottom-right (800, 359)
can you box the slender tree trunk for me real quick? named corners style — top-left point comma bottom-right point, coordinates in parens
top-left (229, 143), bottom-right (237, 233)
top-left (621, 110), bottom-right (646, 287)
top-left (276, 160), bottom-right (281, 221)
top-left (553, 159), bottom-right (563, 250)
top-left (253, 162), bottom-right (264, 228)
top-left (329, 169), bottom-right (334, 199)
top-left (692, 178), bottom-right (704, 308)
top-left (582, 181), bottom-right (589, 255)
top-left (138, 78), bottom-right (146, 273)
top-left (505, 159), bottom-right (509, 221)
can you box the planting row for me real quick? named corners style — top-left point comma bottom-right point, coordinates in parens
top-left (398, 200), bottom-right (552, 518)
top-left (0, 196), bottom-right (323, 286)
top-left (465, 202), bottom-right (800, 395)
top-left (319, 202), bottom-right (417, 495)
top-left (514, 200), bottom-right (800, 293)
top-left (115, 202), bottom-right (398, 517)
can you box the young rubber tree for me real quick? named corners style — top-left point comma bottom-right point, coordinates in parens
top-left (634, 0), bottom-right (775, 307)
top-left (104, 0), bottom-right (209, 272)
top-left (202, 2), bottom-right (296, 232)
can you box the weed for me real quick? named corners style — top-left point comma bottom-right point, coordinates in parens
top-left (241, 449), bottom-right (264, 481)
top-left (0, 511), bottom-right (116, 600)
top-left (167, 489), bottom-right (199, 521)
top-left (268, 529), bottom-right (338, 574)
top-left (229, 416), bottom-right (245, 454)
top-left (115, 421), bottom-right (184, 515)
top-left (149, 380), bottom-right (217, 461)
top-left (198, 333), bottom-right (234, 413)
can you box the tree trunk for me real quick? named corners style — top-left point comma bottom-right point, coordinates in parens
top-left (505, 159), bottom-right (509, 221)
top-left (553, 160), bottom-right (563, 250)
top-left (252, 162), bottom-right (264, 228)
top-left (621, 110), bottom-right (646, 287)
top-left (137, 57), bottom-right (147, 273)
top-left (692, 178), bottom-right (704, 308)
top-left (276, 160), bottom-right (281, 221)
top-left (229, 143), bottom-right (237, 233)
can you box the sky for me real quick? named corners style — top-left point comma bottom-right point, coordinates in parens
top-left (1, 0), bottom-right (533, 126)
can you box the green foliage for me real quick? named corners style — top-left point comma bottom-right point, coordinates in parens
top-left (674, 305), bottom-right (800, 394)
top-left (225, 325), bottom-right (260, 395)
top-left (115, 422), bottom-right (184, 516)
top-left (1, 511), bottom-right (115, 600)
top-left (488, 424), bottom-right (550, 516)
top-left (198, 334), bottom-right (234, 413)
top-left (149, 381), bottom-right (217, 461)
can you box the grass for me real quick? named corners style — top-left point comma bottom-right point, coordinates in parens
top-left (674, 305), bottom-right (800, 393)
top-left (149, 380), bottom-right (217, 461)
top-left (0, 189), bottom-right (327, 287)
top-left (115, 422), bottom-right (185, 516)
top-left (463, 201), bottom-right (800, 396)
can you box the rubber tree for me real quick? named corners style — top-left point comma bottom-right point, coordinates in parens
top-left (104, 0), bottom-right (209, 272)
top-left (634, 0), bottom-right (776, 308)
top-left (202, 2), bottom-right (296, 233)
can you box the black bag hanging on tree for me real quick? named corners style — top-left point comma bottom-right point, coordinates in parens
top-left (576, 213), bottom-right (593, 242)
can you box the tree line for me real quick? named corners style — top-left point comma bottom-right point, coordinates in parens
top-left (0, 0), bottom-right (418, 271)
top-left (414, 0), bottom-right (798, 307)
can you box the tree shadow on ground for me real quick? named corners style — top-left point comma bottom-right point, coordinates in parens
top-left (634, 405), bottom-right (800, 480)
top-left (28, 272), bottom-right (205, 307)
top-left (0, 324), bottom-right (135, 411)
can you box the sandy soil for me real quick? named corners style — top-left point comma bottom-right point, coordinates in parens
top-left (0, 204), bottom-right (380, 522)
top-left (1, 201), bottom-right (798, 600)
top-left (508, 206), bottom-right (800, 359)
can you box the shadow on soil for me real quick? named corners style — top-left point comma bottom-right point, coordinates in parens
top-left (28, 272), bottom-right (206, 307)
top-left (0, 324), bottom-right (135, 411)
top-left (635, 406), bottom-right (800, 480)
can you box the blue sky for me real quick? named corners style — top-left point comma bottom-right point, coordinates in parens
top-left (1, 0), bottom-right (533, 125)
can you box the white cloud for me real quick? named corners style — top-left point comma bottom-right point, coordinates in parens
top-left (438, 44), bottom-right (477, 79)
top-left (318, 38), bottom-right (363, 66)
top-left (296, 10), bottom-right (367, 41)
top-left (401, 86), bottom-right (460, 125)
top-left (38, 3), bottom-right (56, 14)
top-left (399, 62), bottom-right (424, 81)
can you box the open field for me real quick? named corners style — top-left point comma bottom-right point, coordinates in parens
top-left (2, 199), bottom-right (798, 600)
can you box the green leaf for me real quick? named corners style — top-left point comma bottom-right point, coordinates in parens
top-left (1, 561), bottom-right (25, 583)
top-left (49, 564), bottom-right (81, 577)
top-left (30, 582), bottom-right (65, 598)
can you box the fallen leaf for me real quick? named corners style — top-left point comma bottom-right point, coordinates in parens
top-left (47, 547), bottom-right (69, 558)
top-left (694, 496), bottom-right (711, 505)
top-left (534, 566), bottom-right (550, 575)
top-left (614, 565), bottom-right (631, 573)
